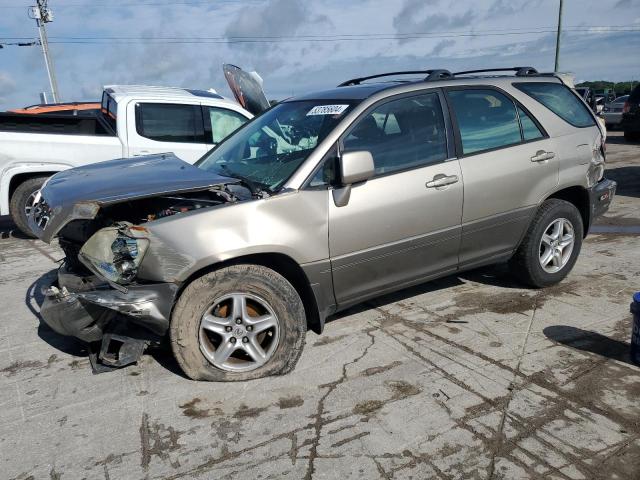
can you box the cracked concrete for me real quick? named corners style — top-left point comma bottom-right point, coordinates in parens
top-left (1, 131), bottom-right (639, 479)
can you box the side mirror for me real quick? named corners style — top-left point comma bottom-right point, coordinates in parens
top-left (333, 150), bottom-right (374, 207)
top-left (340, 150), bottom-right (374, 185)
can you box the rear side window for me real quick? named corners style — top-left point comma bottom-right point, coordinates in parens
top-left (343, 92), bottom-right (448, 175)
top-left (136, 103), bottom-right (204, 143)
top-left (447, 89), bottom-right (521, 155)
top-left (204, 106), bottom-right (248, 143)
top-left (517, 106), bottom-right (544, 141)
top-left (514, 82), bottom-right (595, 128)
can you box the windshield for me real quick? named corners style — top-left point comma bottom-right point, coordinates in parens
top-left (196, 100), bottom-right (355, 192)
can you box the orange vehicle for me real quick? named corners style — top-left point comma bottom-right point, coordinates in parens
top-left (9, 102), bottom-right (100, 115)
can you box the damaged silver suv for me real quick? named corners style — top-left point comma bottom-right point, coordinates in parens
top-left (31, 67), bottom-right (616, 381)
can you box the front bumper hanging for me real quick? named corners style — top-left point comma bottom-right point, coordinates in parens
top-left (40, 264), bottom-right (179, 371)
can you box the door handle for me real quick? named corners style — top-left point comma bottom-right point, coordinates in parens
top-left (531, 150), bottom-right (555, 162)
top-left (426, 174), bottom-right (459, 188)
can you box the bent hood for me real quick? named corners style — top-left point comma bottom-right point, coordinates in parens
top-left (30, 153), bottom-right (237, 243)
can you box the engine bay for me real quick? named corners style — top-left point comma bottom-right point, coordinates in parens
top-left (56, 185), bottom-right (247, 274)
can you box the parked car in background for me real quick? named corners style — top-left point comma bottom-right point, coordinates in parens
top-left (30, 66), bottom-right (615, 381)
top-left (0, 85), bottom-right (253, 236)
top-left (621, 84), bottom-right (640, 141)
top-left (594, 96), bottom-right (605, 114)
top-left (602, 95), bottom-right (629, 127)
top-left (9, 102), bottom-right (100, 116)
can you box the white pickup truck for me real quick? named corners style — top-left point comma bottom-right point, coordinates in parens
top-left (0, 84), bottom-right (253, 236)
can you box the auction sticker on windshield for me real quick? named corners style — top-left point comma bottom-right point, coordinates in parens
top-left (307, 104), bottom-right (349, 116)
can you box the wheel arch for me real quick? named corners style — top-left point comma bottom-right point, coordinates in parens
top-left (8, 171), bottom-right (57, 200)
top-left (545, 186), bottom-right (590, 237)
top-left (174, 252), bottom-right (323, 334)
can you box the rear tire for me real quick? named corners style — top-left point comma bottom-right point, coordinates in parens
top-left (170, 264), bottom-right (306, 381)
top-left (509, 199), bottom-right (583, 288)
top-left (9, 176), bottom-right (48, 238)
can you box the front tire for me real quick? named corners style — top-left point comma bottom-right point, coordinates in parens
top-left (170, 264), bottom-right (306, 381)
top-left (9, 176), bottom-right (49, 238)
top-left (509, 199), bottom-right (583, 288)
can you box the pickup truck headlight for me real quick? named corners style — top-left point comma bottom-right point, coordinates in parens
top-left (79, 225), bottom-right (149, 284)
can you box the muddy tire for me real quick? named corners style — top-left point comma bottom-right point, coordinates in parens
top-left (509, 199), bottom-right (583, 288)
top-left (9, 176), bottom-right (48, 238)
top-left (170, 264), bottom-right (306, 381)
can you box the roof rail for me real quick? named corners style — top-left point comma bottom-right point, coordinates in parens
top-left (453, 67), bottom-right (539, 77)
top-left (338, 69), bottom-right (452, 87)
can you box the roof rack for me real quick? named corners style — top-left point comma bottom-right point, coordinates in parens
top-left (453, 67), bottom-right (539, 77)
top-left (338, 69), bottom-right (453, 87)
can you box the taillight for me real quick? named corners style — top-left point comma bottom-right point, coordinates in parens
top-left (622, 101), bottom-right (630, 114)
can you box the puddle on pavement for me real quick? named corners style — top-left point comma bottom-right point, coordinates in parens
top-left (590, 225), bottom-right (640, 234)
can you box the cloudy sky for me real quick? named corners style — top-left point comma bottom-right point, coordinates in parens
top-left (0, 0), bottom-right (639, 109)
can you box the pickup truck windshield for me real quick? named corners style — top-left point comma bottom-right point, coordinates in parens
top-left (196, 100), bottom-right (355, 192)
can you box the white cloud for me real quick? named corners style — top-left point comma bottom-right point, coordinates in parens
top-left (0, 72), bottom-right (17, 104)
top-left (0, 0), bottom-right (638, 109)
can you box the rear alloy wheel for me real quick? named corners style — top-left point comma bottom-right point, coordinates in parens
top-left (509, 199), bottom-right (583, 288)
top-left (538, 218), bottom-right (575, 274)
top-left (9, 176), bottom-right (49, 238)
top-left (170, 264), bottom-right (306, 381)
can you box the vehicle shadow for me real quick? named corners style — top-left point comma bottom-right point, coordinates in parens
top-left (606, 135), bottom-right (639, 145)
top-left (0, 215), bottom-right (31, 240)
top-left (327, 263), bottom-right (526, 323)
top-left (603, 165), bottom-right (640, 198)
top-left (543, 325), bottom-right (634, 366)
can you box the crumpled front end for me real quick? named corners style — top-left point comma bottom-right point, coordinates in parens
top-left (40, 263), bottom-right (179, 370)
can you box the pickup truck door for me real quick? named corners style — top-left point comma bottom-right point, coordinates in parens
top-left (126, 101), bottom-right (208, 164)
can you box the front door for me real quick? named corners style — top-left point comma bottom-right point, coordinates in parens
top-left (328, 91), bottom-right (463, 307)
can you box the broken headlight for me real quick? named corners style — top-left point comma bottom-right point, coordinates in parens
top-left (79, 225), bottom-right (149, 285)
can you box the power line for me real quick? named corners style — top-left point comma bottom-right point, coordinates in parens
top-left (1, 25), bottom-right (637, 42)
top-left (39, 29), bottom-right (640, 45)
top-left (1, 26), bottom-right (638, 45)
top-left (0, 0), bottom-right (260, 8)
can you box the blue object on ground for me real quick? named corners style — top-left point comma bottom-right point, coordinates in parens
top-left (631, 292), bottom-right (640, 365)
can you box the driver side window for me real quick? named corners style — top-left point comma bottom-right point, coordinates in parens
top-left (343, 92), bottom-right (448, 176)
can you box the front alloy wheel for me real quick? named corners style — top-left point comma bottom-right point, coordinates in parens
top-left (199, 293), bottom-right (280, 372)
top-left (170, 264), bottom-right (306, 381)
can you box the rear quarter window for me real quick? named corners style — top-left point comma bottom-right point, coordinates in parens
top-left (514, 82), bottom-right (595, 128)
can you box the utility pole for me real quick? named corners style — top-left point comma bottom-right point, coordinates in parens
top-left (29, 0), bottom-right (60, 103)
top-left (554, 0), bottom-right (564, 72)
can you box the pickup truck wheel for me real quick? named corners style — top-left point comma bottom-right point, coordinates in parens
top-left (509, 199), bottom-right (583, 288)
top-left (170, 264), bottom-right (306, 381)
top-left (9, 176), bottom-right (48, 238)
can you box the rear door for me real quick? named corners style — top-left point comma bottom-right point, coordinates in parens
top-left (126, 102), bottom-right (208, 163)
top-left (445, 87), bottom-right (558, 268)
top-left (328, 90), bottom-right (463, 307)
